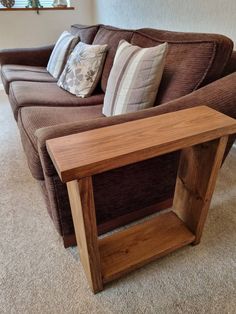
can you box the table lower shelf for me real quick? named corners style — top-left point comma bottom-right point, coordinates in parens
top-left (99, 211), bottom-right (195, 283)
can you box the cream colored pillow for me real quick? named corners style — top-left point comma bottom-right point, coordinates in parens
top-left (102, 40), bottom-right (168, 116)
top-left (47, 31), bottom-right (80, 79)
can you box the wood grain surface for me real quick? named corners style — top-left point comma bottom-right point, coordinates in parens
top-left (173, 136), bottom-right (228, 244)
top-left (67, 178), bottom-right (103, 293)
top-left (47, 106), bottom-right (236, 182)
top-left (99, 211), bottom-right (195, 283)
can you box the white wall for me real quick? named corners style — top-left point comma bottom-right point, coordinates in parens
top-left (93, 0), bottom-right (236, 45)
top-left (2, 1), bottom-right (235, 48)
top-left (0, 0), bottom-right (94, 48)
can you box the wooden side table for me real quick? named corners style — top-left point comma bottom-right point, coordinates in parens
top-left (46, 106), bottom-right (236, 293)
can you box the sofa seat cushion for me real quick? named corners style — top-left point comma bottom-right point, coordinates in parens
top-left (1, 64), bottom-right (56, 94)
top-left (18, 105), bottom-right (103, 180)
top-left (2, 64), bottom-right (48, 72)
top-left (9, 81), bottom-right (105, 120)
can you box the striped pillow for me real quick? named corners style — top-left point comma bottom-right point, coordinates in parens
top-left (102, 40), bottom-right (168, 116)
top-left (47, 31), bottom-right (80, 79)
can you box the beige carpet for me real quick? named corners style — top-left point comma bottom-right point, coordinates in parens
top-left (0, 91), bottom-right (236, 314)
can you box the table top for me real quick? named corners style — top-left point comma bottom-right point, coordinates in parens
top-left (46, 106), bottom-right (236, 182)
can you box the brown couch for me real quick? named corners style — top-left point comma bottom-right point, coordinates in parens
top-left (1, 24), bottom-right (236, 247)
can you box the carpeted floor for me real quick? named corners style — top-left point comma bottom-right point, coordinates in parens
top-left (0, 90), bottom-right (236, 314)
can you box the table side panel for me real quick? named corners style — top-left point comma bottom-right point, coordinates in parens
top-left (173, 136), bottom-right (229, 244)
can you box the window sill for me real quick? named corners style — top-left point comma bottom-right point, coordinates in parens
top-left (0, 7), bottom-right (75, 11)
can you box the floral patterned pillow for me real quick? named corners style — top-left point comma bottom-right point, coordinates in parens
top-left (57, 42), bottom-right (108, 98)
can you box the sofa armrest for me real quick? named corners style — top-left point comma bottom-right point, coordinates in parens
top-left (36, 72), bottom-right (236, 177)
top-left (0, 45), bottom-right (54, 67)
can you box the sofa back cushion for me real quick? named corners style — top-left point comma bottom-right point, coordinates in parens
top-left (92, 25), bottom-right (134, 92)
top-left (132, 29), bottom-right (233, 105)
top-left (70, 24), bottom-right (100, 44)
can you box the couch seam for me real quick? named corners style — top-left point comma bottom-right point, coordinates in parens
top-left (5, 67), bottom-right (47, 73)
top-left (98, 25), bottom-right (135, 33)
top-left (192, 42), bottom-right (217, 90)
top-left (135, 30), bottom-right (228, 44)
top-left (71, 24), bottom-right (101, 30)
top-left (18, 108), bottom-right (39, 154)
top-left (219, 43), bottom-right (234, 76)
top-left (17, 109), bottom-right (45, 181)
top-left (9, 83), bottom-right (21, 118)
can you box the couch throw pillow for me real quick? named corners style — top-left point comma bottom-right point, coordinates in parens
top-left (102, 40), bottom-right (168, 116)
top-left (47, 31), bottom-right (80, 79)
top-left (57, 42), bottom-right (108, 98)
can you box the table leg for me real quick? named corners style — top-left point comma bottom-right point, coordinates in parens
top-left (173, 136), bottom-right (228, 245)
top-left (67, 177), bottom-right (103, 293)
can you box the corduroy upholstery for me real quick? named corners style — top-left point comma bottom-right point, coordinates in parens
top-left (92, 25), bottom-right (134, 92)
top-left (41, 154), bottom-right (179, 238)
top-left (9, 82), bottom-right (104, 120)
top-left (17, 105), bottom-right (103, 180)
top-left (223, 51), bottom-right (236, 76)
top-left (132, 29), bottom-right (233, 105)
top-left (0, 45), bottom-right (54, 67)
top-left (0, 24), bottom-right (235, 247)
top-left (70, 24), bottom-right (101, 43)
top-left (1, 65), bottom-right (56, 94)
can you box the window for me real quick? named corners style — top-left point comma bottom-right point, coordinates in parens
top-left (0, 1), bottom-right (72, 9)
top-left (0, 1), bottom-right (50, 8)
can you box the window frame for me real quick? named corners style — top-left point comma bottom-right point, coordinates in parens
top-left (0, 0), bottom-right (74, 11)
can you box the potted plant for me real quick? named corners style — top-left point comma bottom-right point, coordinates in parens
top-left (26, 0), bottom-right (43, 8)
top-left (0, 0), bottom-right (15, 8)
top-left (53, 0), bottom-right (68, 8)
